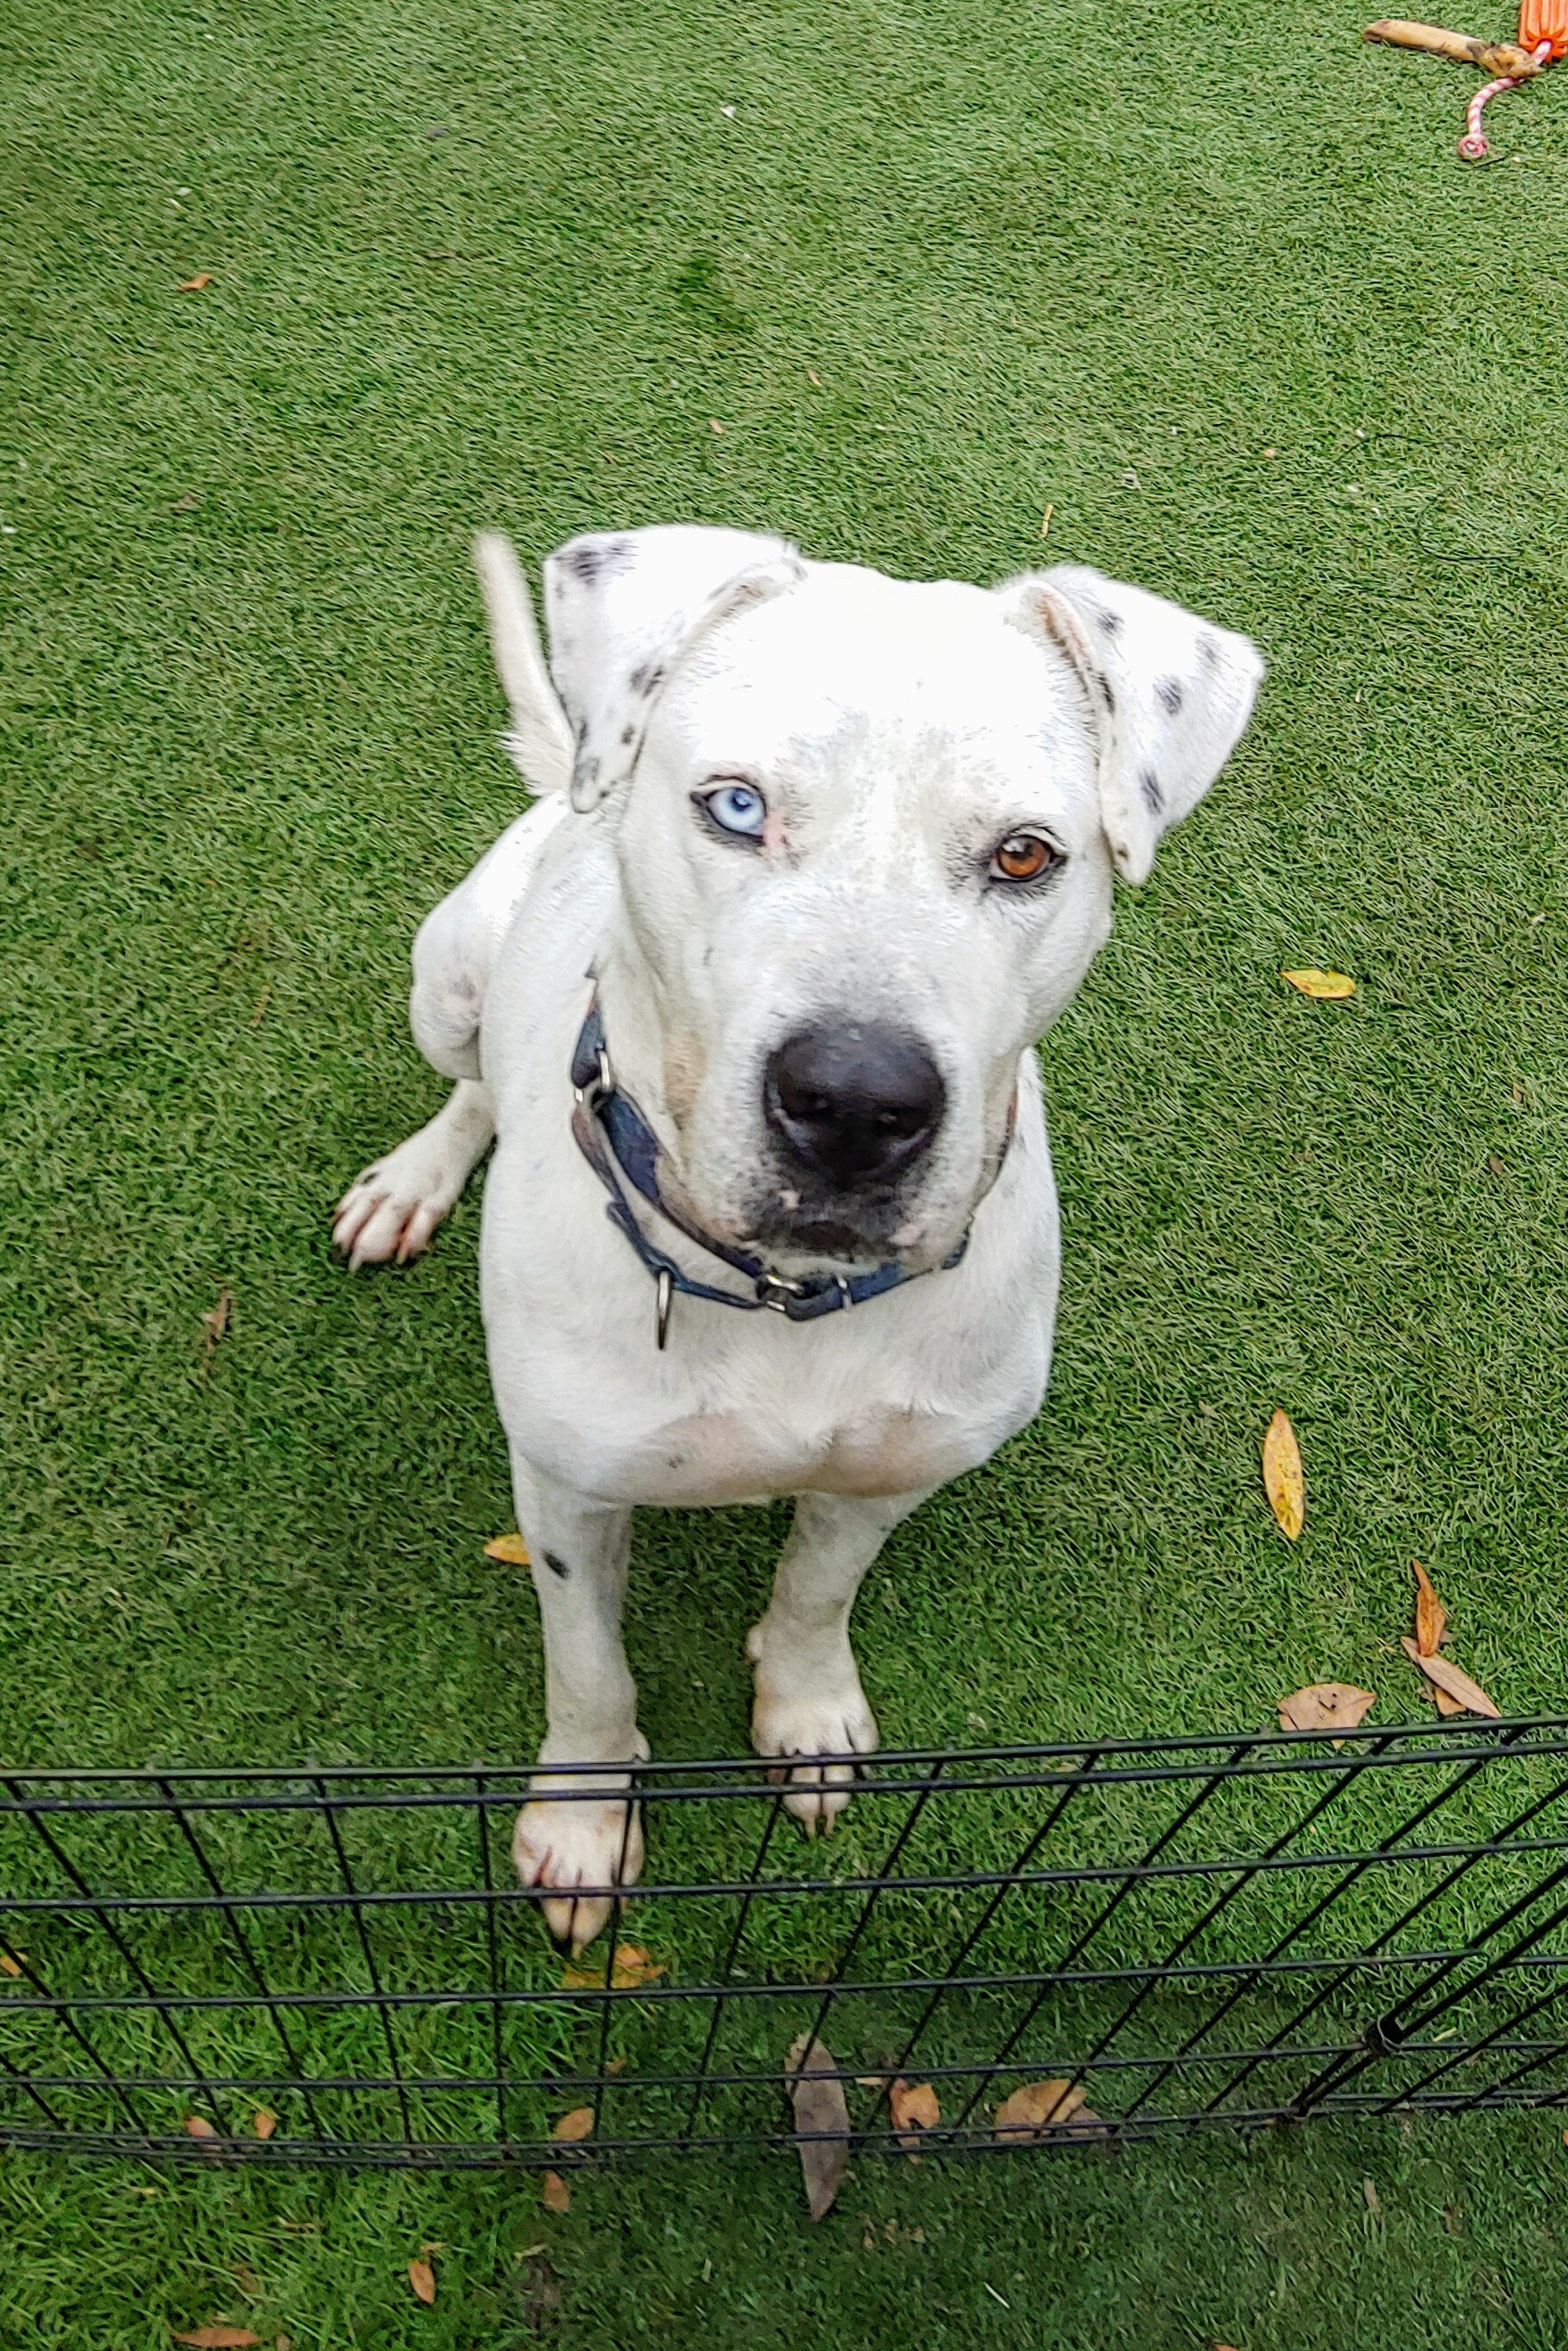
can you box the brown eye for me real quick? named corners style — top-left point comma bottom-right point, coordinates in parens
top-left (990, 832), bottom-right (1061, 885)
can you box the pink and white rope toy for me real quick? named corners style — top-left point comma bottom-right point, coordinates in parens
top-left (1458, 35), bottom-right (1552, 154)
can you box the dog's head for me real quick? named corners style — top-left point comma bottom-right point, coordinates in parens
top-left (529, 526), bottom-right (1262, 1274)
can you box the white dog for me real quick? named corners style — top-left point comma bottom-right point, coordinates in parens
top-left (334, 526), bottom-right (1262, 1950)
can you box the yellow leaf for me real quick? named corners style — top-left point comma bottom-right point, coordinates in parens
top-left (483, 1531), bottom-right (531, 1564)
top-left (889, 2078), bottom-right (941, 2152)
top-left (1278, 1683), bottom-right (1376, 1736)
top-left (177, 273), bottom-right (214, 290)
top-left (0, 1950), bottom-right (23, 1977)
top-left (407, 2257), bottom-right (436, 2306)
top-left (994, 2078), bottom-right (1085, 2140)
top-left (551, 2105), bottom-right (594, 2143)
top-left (1401, 1637), bottom-right (1500, 1718)
top-left (251, 2109), bottom-right (276, 2141)
top-left (1412, 1560), bottom-right (1448, 1658)
top-left (541, 2168), bottom-right (571, 2213)
top-left (1281, 968), bottom-right (1356, 999)
top-left (1262, 1410), bottom-right (1305, 1539)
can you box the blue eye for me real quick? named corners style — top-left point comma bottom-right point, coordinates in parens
top-left (698, 781), bottom-right (767, 839)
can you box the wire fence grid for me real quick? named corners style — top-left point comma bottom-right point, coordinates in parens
top-left (4, 1715), bottom-right (1568, 2169)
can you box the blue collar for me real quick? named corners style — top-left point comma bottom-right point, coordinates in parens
top-left (569, 999), bottom-right (969, 1349)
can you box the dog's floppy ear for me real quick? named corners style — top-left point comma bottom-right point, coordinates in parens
top-left (543, 525), bottom-right (805, 812)
top-left (472, 532), bottom-right (576, 797)
top-left (1004, 565), bottom-right (1263, 885)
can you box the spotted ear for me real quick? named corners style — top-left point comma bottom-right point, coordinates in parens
top-left (543, 525), bottom-right (805, 812)
top-left (1006, 565), bottom-right (1264, 884)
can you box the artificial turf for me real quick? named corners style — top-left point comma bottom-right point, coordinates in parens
top-left (3, 0), bottom-right (1568, 2338)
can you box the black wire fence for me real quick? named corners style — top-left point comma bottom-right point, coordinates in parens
top-left (4, 1716), bottom-right (1568, 2169)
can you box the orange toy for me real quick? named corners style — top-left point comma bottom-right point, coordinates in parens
top-left (1366, 0), bottom-right (1564, 152)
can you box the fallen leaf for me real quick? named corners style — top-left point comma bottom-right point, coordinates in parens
top-left (178, 273), bottom-right (213, 290)
top-left (1278, 1683), bottom-right (1376, 1736)
top-left (184, 2114), bottom-right (218, 2139)
top-left (1281, 967), bottom-right (1356, 1000)
top-left (170, 2331), bottom-right (260, 2349)
top-left (407, 2257), bottom-right (436, 2306)
top-left (889, 2078), bottom-right (941, 2152)
top-left (276, 2339), bottom-right (292, 2351)
top-left (1262, 1409), bottom-right (1305, 1540)
top-left (805, 367), bottom-right (821, 385)
top-left (1040, 502), bottom-right (1054, 540)
top-left (1488, 1154), bottom-right (1509, 1179)
top-left (562, 1941), bottom-right (666, 1991)
top-left (785, 2032), bottom-right (851, 2221)
top-left (541, 2168), bottom-right (570, 2213)
top-left (251, 2108), bottom-right (276, 2140)
top-left (419, 2242), bottom-right (446, 2257)
top-left (231, 2265), bottom-right (258, 2297)
top-left (551, 2105), bottom-right (594, 2143)
top-left (1363, 2175), bottom-right (1384, 2222)
top-left (605, 2053), bottom-right (628, 2075)
top-left (200, 1287), bottom-right (231, 1369)
top-left (1412, 1560), bottom-right (1447, 1658)
top-left (174, 490), bottom-right (200, 510)
top-left (0, 1949), bottom-right (23, 1977)
top-left (1401, 1637), bottom-right (1500, 1718)
top-left (1432, 1682), bottom-right (1467, 1718)
top-left (994, 2078), bottom-right (1084, 2140)
top-left (483, 1531), bottom-right (530, 1564)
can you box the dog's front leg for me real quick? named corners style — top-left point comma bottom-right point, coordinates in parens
top-left (508, 1458), bottom-right (647, 1955)
top-left (747, 1489), bottom-right (933, 1835)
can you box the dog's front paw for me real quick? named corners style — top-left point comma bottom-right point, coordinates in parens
top-left (747, 1627), bottom-right (879, 1838)
top-left (512, 1759), bottom-right (648, 1955)
top-left (332, 1132), bottom-right (467, 1269)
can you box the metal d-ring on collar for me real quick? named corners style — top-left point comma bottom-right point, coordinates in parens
top-left (568, 997), bottom-right (970, 1351)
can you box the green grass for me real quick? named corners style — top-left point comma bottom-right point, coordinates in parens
top-left (4, 0), bottom-right (1568, 2337)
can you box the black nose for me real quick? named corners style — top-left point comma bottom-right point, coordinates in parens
top-left (764, 1024), bottom-right (945, 1190)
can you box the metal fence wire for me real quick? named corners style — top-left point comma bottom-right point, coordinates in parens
top-left (5, 1716), bottom-right (1568, 2169)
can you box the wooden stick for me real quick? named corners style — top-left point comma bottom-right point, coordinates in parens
top-left (1364, 17), bottom-right (1548, 71)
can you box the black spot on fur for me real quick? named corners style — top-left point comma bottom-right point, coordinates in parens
top-left (1095, 608), bottom-right (1123, 636)
top-left (543, 1550), bottom-right (570, 1580)
top-left (576, 754), bottom-right (600, 788)
top-left (620, 722), bottom-right (635, 746)
top-left (1095, 670), bottom-right (1116, 714)
top-left (558, 535), bottom-right (633, 587)
top-left (1156, 676), bottom-right (1184, 716)
top-left (1140, 769), bottom-right (1165, 814)
top-left (628, 660), bottom-right (666, 698)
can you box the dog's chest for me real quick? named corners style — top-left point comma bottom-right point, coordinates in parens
top-left (620, 1396), bottom-right (1000, 1506)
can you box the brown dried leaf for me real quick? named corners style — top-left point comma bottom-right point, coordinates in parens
top-left (178, 273), bottom-right (214, 290)
top-left (483, 1531), bottom-right (531, 1565)
top-left (1432, 1683), bottom-right (1466, 1718)
top-left (1281, 967), bottom-right (1356, 999)
top-left (407, 2257), bottom-right (436, 2306)
top-left (184, 2114), bottom-right (218, 2140)
top-left (1401, 1637), bottom-right (1500, 1718)
top-left (0, 1949), bottom-right (23, 1977)
top-left (551, 2105), bottom-right (594, 2143)
top-left (541, 2168), bottom-right (571, 2213)
top-left (1412, 1560), bottom-right (1448, 1658)
top-left (200, 1287), bottom-right (231, 1372)
top-left (785, 2032), bottom-right (850, 2221)
top-left (170, 2331), bottom-right (261, 2349)
top-left (1278, 1683), bottom-right (1376, 1736)
top-left (888, 2078), bottom-right (941, 2152)
top-left (1262, 1409), bottom-right (1305, 1540)
top-left (251, 2108), bottom-right (276, 2141)
top-left (560, 1941), bottom-right (666, 1992)
top-left (994, 2078), bottom-right (1086, 2142)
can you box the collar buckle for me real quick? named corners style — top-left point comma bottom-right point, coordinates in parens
top-left (755, 1270), bottom-right (810, 1315)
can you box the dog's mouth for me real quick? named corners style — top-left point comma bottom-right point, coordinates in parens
top-left (742, 1184), bottom-right (944, 1273)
